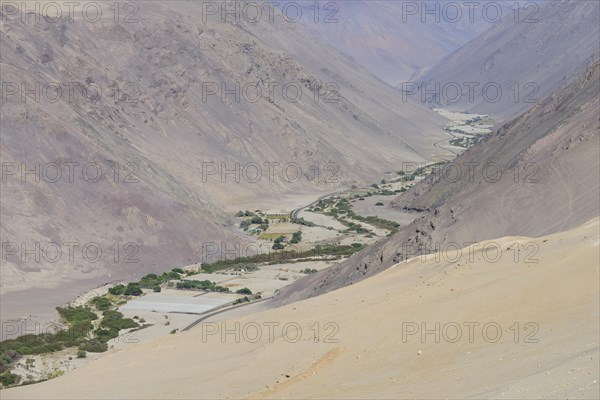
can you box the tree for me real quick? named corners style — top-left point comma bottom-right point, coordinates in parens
top-left (153, 286), bottom-right (161, 293)
top-left (236, 287), bottom-right (253, 295)
top-left (108, 285), bottom-right (125, 295)
top-left (124, 283), bottom-right (142, 296)
top-left (274, 235), bottom-right (286, 244)
top-left (290, 231), bottom-right (302, 244)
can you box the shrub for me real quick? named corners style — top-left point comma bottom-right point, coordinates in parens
top-left (91, 296), bottom-right (112, 311)
top-left (233, 263), bottom-right (258, 272)
top-left (77, 350), bottom-right (86, 358)
top-left (274, 235), bottom-right (286, 244)
top-left (93, 328), bottom-right (115, 343)
top-left (124, 283), bottom-right (142, 296)
top-left (0, 371), bottom-right (19, 386)
top-left (176, 280), bottom-right (230, 293)
top-left (171, 268), bottom-right (185, 274)
top-left (292, 217), bottom-right (315, 227)
top-left (153, 286), bottom-right (161, 293)
top-left (78, 339), bottom-right (107, 353)
top-left (108, 285), bottom-right (125, 295)
top-left (57, 306), bottom-right (98, 337)
top-left (236, 288), bottom-right (253, 295)
top-left (233, 296), bottom-right (250, 305)
top-left (176, 280), bottom-right (211, 290)
top-left (46, 370), bottom-right (64, 380)
top-left (240, 220), bottom-right (251, 229)
top-left (138, 274), bottom-right (158, 288)
top-left (290, 231), bottom-right (302, 244)
top-left (101, 310), bottom-right (139, 332)
top-left (375, 202), bottom-right (384, 206)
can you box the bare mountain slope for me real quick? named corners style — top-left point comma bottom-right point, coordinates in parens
top-left (273, 58), bottom-right (600, 306)
top-left (0, 1), bottom-right (447, 322)
top-left (282, 0), bottom-right (503, 84)
top-left (4, 220), bottom-right (599, 399)
top-left (414, 0), bottom-right (599, 118)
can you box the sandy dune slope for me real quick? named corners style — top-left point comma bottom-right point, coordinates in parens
top-left (273, 58), bottom-right (600, 307)
top-left (4, 219), bottom-right (599, 399)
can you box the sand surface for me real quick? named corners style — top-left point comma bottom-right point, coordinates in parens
top-left (3, 219), bottom-right (599, 399)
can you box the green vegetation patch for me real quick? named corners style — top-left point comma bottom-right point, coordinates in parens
top-left (0, 306), bottom-right (97, 357)
top-left (176, 280), bottom-right (230, 292)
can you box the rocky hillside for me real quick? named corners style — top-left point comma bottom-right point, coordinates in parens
top-left (273, 58), bottom-right (600, 306)
top-left (284, 0), bottom-right (500, 84)
top-left (0, 1), bottom-right (447, 322)
top-left (414, 0), bottom-right (599, 118)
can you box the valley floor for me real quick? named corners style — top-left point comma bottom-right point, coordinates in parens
top-left (4, 219), bottom-right (598, 399)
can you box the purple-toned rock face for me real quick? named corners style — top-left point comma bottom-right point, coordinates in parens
top-left (0, 1), bottom-right (450, 324)
top-left (273, 59), bottom-right (600, 307)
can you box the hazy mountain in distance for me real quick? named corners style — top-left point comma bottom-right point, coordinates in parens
top-left (273, 57), bottom-right (600, 306)
top-left (413, 0), bottom-right (599, 118)
top-left (283, 0), bottom-right (517, 84)
top-left (0, 1), bottom-right (447, 323)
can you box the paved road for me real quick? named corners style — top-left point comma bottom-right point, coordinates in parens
top-left (182, 297), bottom-right (272, 331)
top-left (184, 191), bottom-right (344, 332)
top-left (433, 129), bottom-right (462, 156)
top-left (291, 190), bottom-right (344, 220)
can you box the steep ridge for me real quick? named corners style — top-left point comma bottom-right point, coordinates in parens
top-left (414, 0), bottom-right (599, 118)
top-left (272, 58), bottom-right (600, 306)
top-left (3, 219), bottom-right (598, 399)
top-left (281, 0), bottom-right (502, 84)
top-left (0, 1), bottom-right (447, 322)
